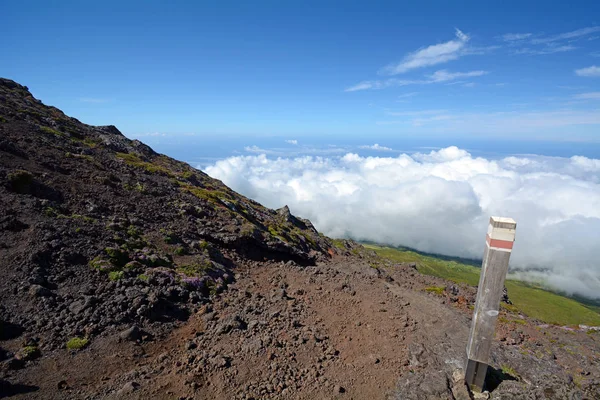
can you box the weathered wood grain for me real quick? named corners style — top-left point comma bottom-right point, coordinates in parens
top-left (465, 217), bottom-right (516, 391)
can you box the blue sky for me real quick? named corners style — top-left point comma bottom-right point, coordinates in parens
top-left (2, 0), bottom-right (600, 143)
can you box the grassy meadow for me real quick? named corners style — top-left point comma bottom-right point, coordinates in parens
top-left (364, 244), bottom-right (600, 327)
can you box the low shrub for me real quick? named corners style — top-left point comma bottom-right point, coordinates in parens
top-left (108, 271), bottom-right (124, 281)
top-left (7, 170), bottom-right (33, 192)
top-left (66, 337), bottom-right (88, 350)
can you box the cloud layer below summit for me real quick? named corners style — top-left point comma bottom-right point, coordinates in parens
top-left (205, 146), bottom-right (600, 300)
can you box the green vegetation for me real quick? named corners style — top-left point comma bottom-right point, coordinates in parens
top-left (126, 225), bottom-right (141, 237)
top-left (331, 238), bottom-right (347, 250)
top-left (180, 170), bottom-right (195, 180)
top-left (40, 126), bottom-right (66, 137)
top-left (499, 316), bottom-right (526, 325)
top-left (70, 214), bottom-right (96, 223)
top-left (366, 245), bottom-right (481, 285)
top-left (108, 271), bottom-right (124, 281)
top-left (424, 286), bottom-right (445, 295)
top-left (174, 246), bottom-right (187, 256)
top-left (82, 137), bottom-right (101, 148)
top-left (66, 337), bottom-right (89, 350)
top-left (122, 181), bottom-right (147, 193)
top-left (160, 229), bottom-right (178, 244)
top-left (267, 225), bottom-right (281, 237)
top-left (265, 221), bottom-right (316, 247)
top-left (116, 152), bottom-right (174, 176)
top-left (501, 364), bottom-right (520, 379)
top-left (88, 257), bottom-right (115, 272)
top-left (176, 260), bottom-right (213, 277)
top-left (7, 170), bottom-right (33, 192)
top-left (43, 207), bottom-right (96, 223)
top-left (138, 274), bottom-right (149, 282)
top-left (364, 244), bottom-right (600, 326)
top-left (20, 345), bottom-right (40, 360)
top-left (0, 116), bottom-right (7, 123)
top-left (65, 152), bottom-right (94, 162)
top-left (104, 247), bottom-right (129, 267)
top-left (177, 181), bottom-right (234, 204)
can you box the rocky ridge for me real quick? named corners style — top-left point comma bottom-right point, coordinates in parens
top-left (0, 77), bottom-right (330, 359)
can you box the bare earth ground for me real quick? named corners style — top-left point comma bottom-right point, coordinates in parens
top-left (5, 253), bottom-right (600, 399)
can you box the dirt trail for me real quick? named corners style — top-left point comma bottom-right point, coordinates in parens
top-left (8, 253), bottom-right (599, 399)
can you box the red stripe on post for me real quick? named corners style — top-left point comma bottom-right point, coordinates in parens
top-left (486, 234), bottom-right (514, 250)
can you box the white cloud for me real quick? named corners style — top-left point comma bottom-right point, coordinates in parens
top-left (500, 27), bottom-right (600, 46)
top-left (345, 69), bottom-right (488, 92)
top-left (286, 139), bottom-right (298, 145)
top-left (398, 92), bottom-right (418, 99)
top-left (244, 145), bottom-right (265, 153)
top-left (359, 143), bottom-right (393, 151)
top-left (345, 82), bottom-right (377, 92)
top-left (205, 147), bottom-right (600, 300)
top-left (504, 27), bottom-right (599, 56)
top-left (427, 69), bottom-right (488, 82)
top-left (242, 144), bottom-right (348, 157)
top-left (378, 29), bottom-right (470, 76)
top-left (573, 92), bottom-right (600, 100)
top-left (575, 65), bottom-right (600, 77)
top-left (499, 33), bottom-right (533, 41)
top-left (386, 109), bottom-right (448, 117)
top-left (379, 108), bottom-right (600, 132)
top-left (531, 26), bottom-right (600, 44)
top-left (514, 45), bottom-right (576, 55)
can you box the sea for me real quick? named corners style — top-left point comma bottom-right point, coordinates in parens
top-left (131, 135), bottom-right (600, 169)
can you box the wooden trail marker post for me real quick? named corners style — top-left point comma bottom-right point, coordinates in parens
top-left (465, 216), bottom-right (517, 392)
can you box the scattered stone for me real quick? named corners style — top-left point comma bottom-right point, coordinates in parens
top-left (117, 381), bottom-right (140, 395)
top-left (185, 341), bottom-right (197, 351)
top-left (210, 355), bottom-right (230, 368)
top-left (28, 284), bottom-right (52, 297)
top-left (119, 325), bottom-right (142, 342)
top-left (68, 300), bottom-right (86, 315)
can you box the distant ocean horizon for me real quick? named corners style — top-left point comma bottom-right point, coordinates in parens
top-left (130, 135), bottom-right (600, 168)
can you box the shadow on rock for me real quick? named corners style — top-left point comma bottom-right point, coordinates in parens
top-left (485, 366), bottom-right (518, 393)
top-left (0, 320), bottom-right (25, 341)
top-left (0, 380), bottom-right (39, 398)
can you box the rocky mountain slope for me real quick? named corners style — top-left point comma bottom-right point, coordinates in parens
top-left (1, 78), bottom-right (599, 399)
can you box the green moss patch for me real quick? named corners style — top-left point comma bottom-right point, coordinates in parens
top-left (66, 337), bottom-right (88, 350)
top-left (104, 247), bottom-right (129, 267)
top-left (424, 286), bottom-right (445, 295)
top-left (116, 152), bottom-right (174, 176)
top-left (18, 345), bottom-right (41, 361)
top-left (176, 260), bottom-right (213, 277)
top-left (108, 271), bottom-right (124, 281)
top-left (40, 126), bottom-right (66, 137)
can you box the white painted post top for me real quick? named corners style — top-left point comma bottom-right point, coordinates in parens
top-left (486, 216), bottom-right (516, 251)
top-left (490, 216), bottom-right (516, 226)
